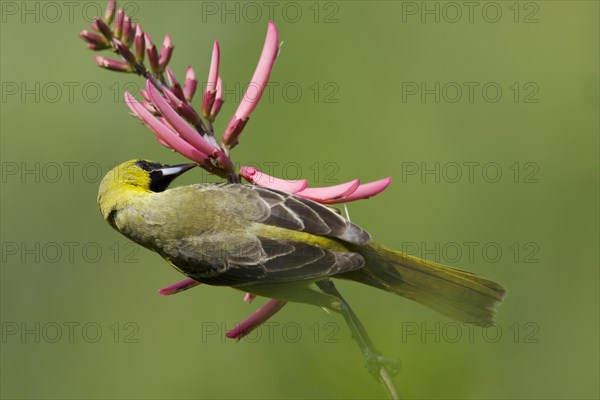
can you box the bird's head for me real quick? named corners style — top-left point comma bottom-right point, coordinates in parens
top-left (98, 159), bottom-right (196, 219)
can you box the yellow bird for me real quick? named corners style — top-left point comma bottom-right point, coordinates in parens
top-left (98, 159), bottom-right (506, 373)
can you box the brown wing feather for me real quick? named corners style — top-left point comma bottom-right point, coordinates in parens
top-left (241, 185), bottom-right (372, 245)
top-left (187, 237), bottom-right (365, 287)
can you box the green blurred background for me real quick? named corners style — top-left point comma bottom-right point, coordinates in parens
top-left (1, 1), bottom-right (598, 398)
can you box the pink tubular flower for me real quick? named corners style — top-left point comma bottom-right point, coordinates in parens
top-left (143, 81), bottom-right (234, 174)
top-left (159, 34), bottom-right (174, 70)
top-left (202, 41), bottom-right (220, 119)
top-left (222, 21), bottom-right (279, 149)
top-left (226, 299), bottom-right (287, 339)
top-left (158, 278), bottom-right (201, 296)
top-left (240, 166), bottom-right (307, 193)
top-left (125, 92), bottom-right (207, 163)
top-left (241, 166), bottom-right (392, 204)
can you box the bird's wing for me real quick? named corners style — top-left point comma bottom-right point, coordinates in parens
top-left (150, 183), bottom-right (369, 287)
top-left (238, 184), bottom-right (372, 245)
top-left (192, 236), bottom-right (365, 287)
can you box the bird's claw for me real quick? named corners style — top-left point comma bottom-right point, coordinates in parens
top-left (364, 349), bottom-right (401, 377)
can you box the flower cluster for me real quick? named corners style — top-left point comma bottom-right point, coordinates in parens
top-left (81, 0), bottom-right (392, 339)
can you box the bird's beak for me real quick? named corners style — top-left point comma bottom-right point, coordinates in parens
top-left (158, 163), bottom-right (197, 177)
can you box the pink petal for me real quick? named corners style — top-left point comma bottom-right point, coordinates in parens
top-left (240, 166), bottom-right (307, 194)
top-left (243, 293), bottom-right (256, 303)
top-left (124, 91), bottom-right (207, 164)
top-left (146, 80), bottom-right (218, 156)
top-left (226, 299), bottom-right (287, 339)
top-left (295, 179), bottom-right (360, 202)
top-left (158, 278), bottom-right (201, 296)
top-left (325, 177), bottom-right (392, 204)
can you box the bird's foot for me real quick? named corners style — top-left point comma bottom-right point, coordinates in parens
top-left (364, 349), bottom-right (401, 377)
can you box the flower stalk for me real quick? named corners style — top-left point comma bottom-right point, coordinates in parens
top-left (82, 0), bottom-right (392, 352)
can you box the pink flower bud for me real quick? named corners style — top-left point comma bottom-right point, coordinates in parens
top-left (86, 43), bottom-right (105, 51)
top-left (103, 0), bottom-right (116, 25)
top-left (79, 30), bottom-right (109, 49)
top-left (222, 116), bottom-right (248, 148)
top-left (135, 24), bottom-right (145, 62)
top-left (113, 38), bottom-right (136, 65)
top-left (145, 33), bottom-right (160, 75)
top-left (94, 56), bottom-right (132, 72)
top-left (122, 16), bottom-right (134, 47)
top-left (113, 8), bottom-right (124, 39)
top-left (183, 66), bottom-right (197, 102)
top-left (201, 91), bottom-right (216, 120)
top-left (159, 34), bottom-right (174, 70)
top-left (94, 18), bottom-right (113, 42)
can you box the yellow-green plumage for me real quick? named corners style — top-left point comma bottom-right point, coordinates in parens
top-left (99, 160), bottom-right (506, 326)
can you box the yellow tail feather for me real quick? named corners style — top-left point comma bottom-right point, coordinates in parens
top-left (345, 243), bottom-right (507, 326)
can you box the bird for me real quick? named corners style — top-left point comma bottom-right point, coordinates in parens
top-left (98, 159), bottom-right (507, 370)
